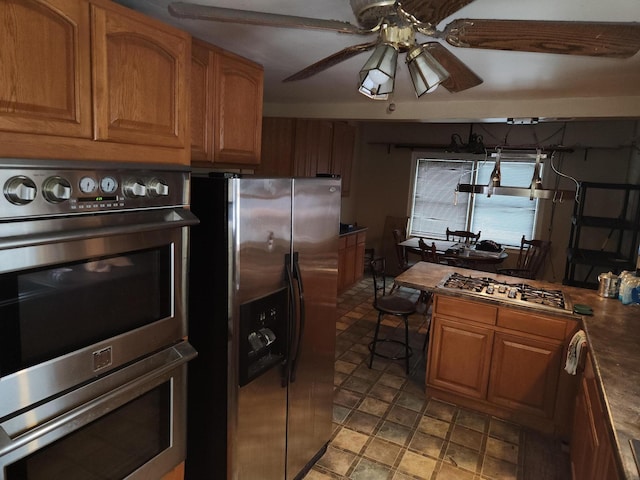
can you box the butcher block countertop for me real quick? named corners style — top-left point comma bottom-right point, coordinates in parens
top-left (395, 262), bottom-right (640, 480)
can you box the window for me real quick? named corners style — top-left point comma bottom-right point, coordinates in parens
top-left (409, 156), bottom-right (540, 246)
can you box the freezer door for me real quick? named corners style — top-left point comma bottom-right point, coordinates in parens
top-left (287, 178), bottom-right (340, 479)
top-left (231, 178), bottom-right (292, 480)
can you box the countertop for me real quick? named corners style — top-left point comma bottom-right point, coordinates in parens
top-left (339, 225), bottom-right (367, 236)
top-left (394, 262), bottom-right (640, 480)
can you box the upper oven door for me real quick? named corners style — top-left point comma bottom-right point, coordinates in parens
top-left (0, 208), bottom-right (198, 419)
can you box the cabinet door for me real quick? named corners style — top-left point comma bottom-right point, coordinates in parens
top-left (570, 376), bottom-right (599, 480)
top-left (343, 235), bottom-right (357, 289)
top-left (338, 238), bottom-right (347, 293)
top-left (214, 51), bottom-right (263, 165)
top-left (488, 332), bottom-right (562, 419)
top-left (331, 121), bottom-right (356, 196)
top-left (257, 117), bottom-right (295, 176)
top-left (91, 0), bottom-right (189, 148)
top-left (294, 119), bottom-right (333, 177)
top-left (427, 316), bottom-right (493, 399)
top-left (354, 232), bottom-right (366, 282)
top-left (0, 0), bottom-right (91, 138)
top-left (190, 39), bottom-right (215, 162)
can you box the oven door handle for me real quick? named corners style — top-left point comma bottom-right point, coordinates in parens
top-left (0, 208), bottom-right (199, 250)
top-left (0, 425), bottom-right (10, 450)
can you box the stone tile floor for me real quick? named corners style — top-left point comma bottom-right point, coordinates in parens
top-left (306, 276), bottom-right (571, 480)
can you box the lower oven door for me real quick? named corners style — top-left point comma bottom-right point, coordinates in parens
top-left (0, 340), bottom-right (196, 480)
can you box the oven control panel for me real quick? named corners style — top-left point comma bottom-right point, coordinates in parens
top-left (1, 161), bottom-right (190, 220)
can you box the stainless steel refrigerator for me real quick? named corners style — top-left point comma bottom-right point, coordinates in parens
top-left (185, 174), bottom-right (340, 480)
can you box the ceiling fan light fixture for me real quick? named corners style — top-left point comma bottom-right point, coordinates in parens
top-left (358, 43), bottom-right (397, 99)
top-left (406, 45), bottom-right (449, 97)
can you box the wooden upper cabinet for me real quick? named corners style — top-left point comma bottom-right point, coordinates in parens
top-left (189, 41), bottom-right (264, 166)
top-left (257, 117), bottom-right (295, 176)
top-left (331, 121), bottom-right (356, 196)
top-left (0, 0), bottom-right (92, 138)
top-left (91, 0), bottom-right (189, 148)
top-left (215, 51), bottom-right (263, 165)
top-left (256, 117), bottom-right (356, 194)
top-left (294, 119), bottom-right (333, 177)
top-left (0, 0), bottom-right (190, 164)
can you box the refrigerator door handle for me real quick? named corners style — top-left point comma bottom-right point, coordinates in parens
top-left (290, 251), bottom-right (306, 383)
top-left (283, 254), bottom-right (296, 388)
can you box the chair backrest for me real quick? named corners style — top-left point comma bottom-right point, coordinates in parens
top-left (370, 257), bottom-right (388, 303)
top-left (392, 228), bottom-right (409, 271)
top-left (446, 228), bottom-right (481, 245)
top-left (418, 238), bottom-right (438, 263)
top-left (516, 235), bottom-right (552, 279)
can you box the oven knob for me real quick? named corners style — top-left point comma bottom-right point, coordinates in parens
top-left (123, 179), bottom-right (147, 198)
top-left (147, 178), bottom-right (169, 197)
top-left (4, 176), bottom-right (37, 205)
top-left (42, 176), bottom-right (72, 203)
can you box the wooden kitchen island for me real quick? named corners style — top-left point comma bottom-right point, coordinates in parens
top-left (395, 262), bottom-right (640, 480)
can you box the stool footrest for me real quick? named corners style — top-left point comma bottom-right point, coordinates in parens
top-left (368, 339), bottom-right (413, 361)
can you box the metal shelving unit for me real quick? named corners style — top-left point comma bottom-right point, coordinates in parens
top-left (564, 182), bottom-right (640, 289)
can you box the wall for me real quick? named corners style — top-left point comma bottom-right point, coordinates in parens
top-left (348, 119), bottom-right (639, 283)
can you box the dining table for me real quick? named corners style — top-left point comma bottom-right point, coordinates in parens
top-left (398, 237), bottom-right (508, 271)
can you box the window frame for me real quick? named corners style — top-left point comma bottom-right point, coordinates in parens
top-left (408, 151), bottom-right (542, 247)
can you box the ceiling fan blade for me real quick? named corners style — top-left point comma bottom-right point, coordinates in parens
top-left (283, 41), bottom-right (378, 82)
top-left (444, 19), bottom-right (640, 58)
top-left (168, 2), bottom-right (364, 34)
top-left (422, 42), bottom-right (482, 92)
top-left (399, 0), bottom-right (477, 26)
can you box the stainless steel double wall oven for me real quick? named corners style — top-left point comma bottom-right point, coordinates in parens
top-left (0, 160), bottom-right (198, 479)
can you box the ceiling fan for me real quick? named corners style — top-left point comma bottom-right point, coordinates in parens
top-left (168, 0), bottom-right (640, 98)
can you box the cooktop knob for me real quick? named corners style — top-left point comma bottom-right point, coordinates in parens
top-left (42, 176), bottom-right (72, 203)
top-left (123, 179), bottom-right (147, 198)
top-left (147, 178), bottom-right (169, 197)
top-left (4, 175), bottom-right (37, 205)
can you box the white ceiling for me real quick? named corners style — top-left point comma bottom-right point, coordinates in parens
top-left (115, 0), bottom-right (640, 121)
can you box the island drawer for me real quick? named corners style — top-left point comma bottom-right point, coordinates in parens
top-left (497, 309), bottom-right (567, 340)
top-left (434, 295), bottom-right (497, 325)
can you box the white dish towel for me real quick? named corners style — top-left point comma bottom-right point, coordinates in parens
top-left (564, 329), bottom-right (587, 375)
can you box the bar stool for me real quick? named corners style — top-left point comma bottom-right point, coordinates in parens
top-left (368, 257), bottom-right (416, 374)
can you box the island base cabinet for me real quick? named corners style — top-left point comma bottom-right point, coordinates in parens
top-left (426, 294), bottom-right (578, 436)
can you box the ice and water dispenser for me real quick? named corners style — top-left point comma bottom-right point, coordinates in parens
top-left (239, 288), bottom-right (288, 386)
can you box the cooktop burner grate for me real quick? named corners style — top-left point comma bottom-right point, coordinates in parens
top-left (439, 273), bottom-right (568, 311)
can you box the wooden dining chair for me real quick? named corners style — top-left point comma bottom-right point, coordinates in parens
top-left (446, 228), bottom-right (481, 245)
top-left (392, 228), bottom-right (412, 272)
top-left (418, 238), bottom-right (438, 263)
top-left (497, 235), bottom-right (551, 279)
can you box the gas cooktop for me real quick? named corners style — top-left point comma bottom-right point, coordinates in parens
top-left (437, 273), bottom-right (571, 313)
